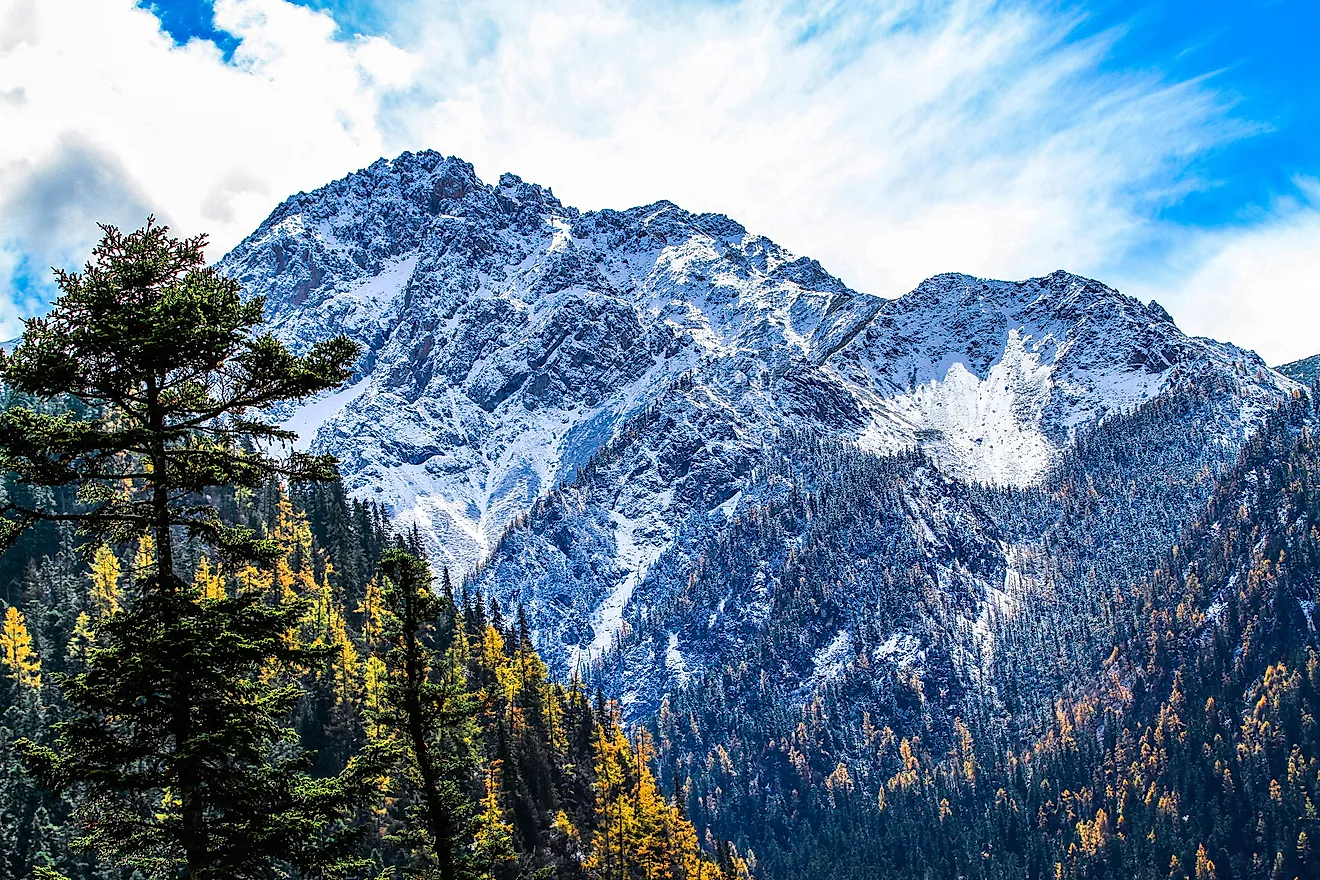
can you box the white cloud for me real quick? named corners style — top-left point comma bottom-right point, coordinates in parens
top-left (385, 0), bottom-right (1243, 294)
top-left (0, 0), bottom-right (1312, 362)
top-left (0, 0), bottom-right (418, 334)
top-left (1125, 183), bottom-right (1320, 365)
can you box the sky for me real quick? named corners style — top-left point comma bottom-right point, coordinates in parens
top-left (0, 0), bottom-right (1316, 363)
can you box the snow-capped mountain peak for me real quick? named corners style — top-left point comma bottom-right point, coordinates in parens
top-left (220, 150), bottom-right (1292, 616)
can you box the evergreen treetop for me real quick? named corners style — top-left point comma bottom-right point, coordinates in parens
top-left (0, 216), bottom-right (358, 569)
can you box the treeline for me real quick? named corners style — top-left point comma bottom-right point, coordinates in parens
top-left (0, 220), bottom-right (737, 880)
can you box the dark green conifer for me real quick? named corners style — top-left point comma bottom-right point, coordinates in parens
top-left (0, 218), bottom-right (381, 878)
top-left (370, 548), bottom-right (479, 880)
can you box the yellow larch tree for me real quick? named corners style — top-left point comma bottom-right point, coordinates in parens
top-left (585, 716), bottom-right (719, 880)
top-left (70, 543), bottom-right (125, 661)
top-left (325, 601), bottom-right (361, 706)
top-left (362, 655), bottom-right (388, 739)
top-left (193, 556), bottom-right (226, 601)
top-left (474, 622), bottom-right (522, 721)
top-left (472, 759), bottom-right (516, 879)
top-left (132, 532), bottom-right (155, 580)
top-left (89, 543), bottom-right (121, 621)
top-left (588, 719), bottom-right (637, 879)
top-left (1, 605), bottom-right (41, 689)
top-left (358, 573), bottom-right (386, 649)
top-left (631, 730), bottom-right (675, 880)
top-left (67, 612), bottom-right (96, 664)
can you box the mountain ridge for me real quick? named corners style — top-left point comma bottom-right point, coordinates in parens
top-left (220, 148), bottom-right (1290, 553)
top-left (218, 149), bottom-right (1296, 708)
top-left (1278, 352), bottom-right (1320, 384)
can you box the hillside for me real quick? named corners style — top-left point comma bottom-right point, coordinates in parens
top-left (1277, 353), bottom-right (1320, 385)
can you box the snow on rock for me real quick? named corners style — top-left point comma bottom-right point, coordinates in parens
top-left (665, 632), bottom-right (689, 682)
top-left (834, 271), bottom-right (1290, 487)
top-left (280, 377), bottom-right (371, 452)
top-left (872, 633), bottom-right (923, 667)
top-left (811, 630), bottom-right (852, 677)
top-left (221, 150), bottom-right (1297, 694)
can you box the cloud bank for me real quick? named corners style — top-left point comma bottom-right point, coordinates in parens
top-left (0, 0), bottom-right (1314, 362)
top-left (0, 0), bottom-right (414, 310)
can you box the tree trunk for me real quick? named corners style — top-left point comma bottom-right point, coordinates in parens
top-left (148, 378), bottom-right (206, 876)
top-left (146, 379), bottom-right (176, 590)
top-left (403, 586), bottom-right (457, 880)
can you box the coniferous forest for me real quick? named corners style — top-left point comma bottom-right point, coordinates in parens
top-left (0, 222), bottom-right (733, 880)
top-left (1, 219), bottom-right (1318, 880)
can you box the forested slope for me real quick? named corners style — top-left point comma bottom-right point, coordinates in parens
top-left (0, 460), bottom-right (740, 879)
top-left (660, 388), bottom-right (1320, 880)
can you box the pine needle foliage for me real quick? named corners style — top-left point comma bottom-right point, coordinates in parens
top-left (0, 218), bottom-right (382, 879)
top-left (0, 217), bottom-right (356, 559)
top-left (369, 548), bottom-right (481, 880)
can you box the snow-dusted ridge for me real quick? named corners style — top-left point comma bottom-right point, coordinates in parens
top-left (220, 149), bottom-right (1296, 689)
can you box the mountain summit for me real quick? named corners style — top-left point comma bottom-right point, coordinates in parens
top-left (220, 150), bottom-right (1294, 697)
top-left (221, 150), bottom-right (1286, 569)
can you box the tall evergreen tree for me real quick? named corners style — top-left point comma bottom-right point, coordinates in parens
top-left (0, 218), bottom-right (380, 878)
top-left (369, 548), bottom-right (481, 880)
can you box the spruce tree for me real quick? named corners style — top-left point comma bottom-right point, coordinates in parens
top-left (0, 218), bottom-right (381, 878)
top-left (369, 548), bottom-right (480, 880)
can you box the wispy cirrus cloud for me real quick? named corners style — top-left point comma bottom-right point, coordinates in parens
top-left (0, 0), bottom-right (1314, 361)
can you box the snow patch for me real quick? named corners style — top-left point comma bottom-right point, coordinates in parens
top-left (665, 632), bottom-right (689, 681)
top-left (567, 510), bottom-right (670, 671)
top-left (714, 490), bottom-right (743, 521)
top-left (872, 633), bottom-right (922, 666)
top-left (860, 329), bottom-right (1058, 487)
top-left (280, 377), bottom-right (371, 452)
top-left (805, 629), bottom-right (852, 687)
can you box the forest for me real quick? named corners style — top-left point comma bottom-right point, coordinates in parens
top-left (650, 387), bottom-right (1320, 880)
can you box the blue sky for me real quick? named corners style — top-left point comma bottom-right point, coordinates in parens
top-left (1, 0), bottom-right (1317, 361)
top-left (1072, 0), bottom-right (1319, 226)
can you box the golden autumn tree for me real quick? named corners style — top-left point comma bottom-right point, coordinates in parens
top-left (70, 543), bottom-right (126, 661)
top-left (587, 713), bottom-right (719, 880)
top-left (89, 543), bottom-right (122, 621)
top-left (589, 719), bottom-right (637, 879)
top-left (193, 556), bottom-right (225, 602)
top-left (0, 605), bottom-right (40, 689)
top-left (471, 759), bottom-right (515, 880)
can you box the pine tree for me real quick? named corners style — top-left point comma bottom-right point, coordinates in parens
top-left (369, 548), bottom-right (479, 880)
top-left (0, 218), bottom-right (381, 878)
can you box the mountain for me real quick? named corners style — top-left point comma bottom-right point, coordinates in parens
top-left (1278, 352), bottom-right (1320, 385)
top-left (688, 385), bottom-right (1320, 880)
top-left (219, 150), bottom-right (880, 576)
top-left (2, 149), bottom-right (1314, 880)
top-left (219, 150), bottom-right (1294, 689)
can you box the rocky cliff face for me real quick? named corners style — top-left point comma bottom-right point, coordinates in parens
top-left (221, 150), bottom-right (889, 575)
top-left (221, 149), bottom-right (1296, 710)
